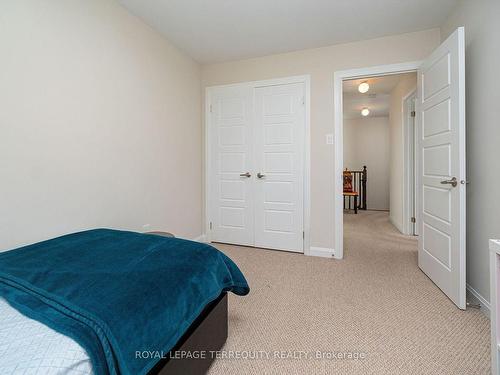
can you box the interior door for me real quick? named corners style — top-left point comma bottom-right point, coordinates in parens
top-left (411, 96), bottom-right (418, 236)
top-left (417, 27), bottom-right (466, 309)
top-left (253, 83), bottom-right (305, 252)
top-left (210, 86), bottom-right (254, 246)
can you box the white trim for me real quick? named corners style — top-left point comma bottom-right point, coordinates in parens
top-left (402, 90), bottom-right (417, 236)
top-left (303, 76), bottom-right (312, 255)
top-left (333, 61), bottom-right (422, 259)
top-left (206, 75), bottom-right (311, 90)
top-left (467, 283), bottom-right (490, 318)
top-left (204, 87), bottom-right (213, 244)
top-left (192, 234), bottom-right (208, 243)
top-left (205, 75), bottom-right (311, 254)
top-left (307, 247), bottom-right (335, 258)
top-left (490, 239), bottom-right (500, 374)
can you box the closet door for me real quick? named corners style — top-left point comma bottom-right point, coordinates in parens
top-left (210, 86), bottom-right (254, 246)
top-left (253, 83), bottom-right (305, 252)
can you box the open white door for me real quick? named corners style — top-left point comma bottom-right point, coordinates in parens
top-left (417, 27), bottom-right (466, 309)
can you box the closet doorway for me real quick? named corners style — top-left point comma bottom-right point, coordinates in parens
top-left (205, 76), bottom-right (311, 253)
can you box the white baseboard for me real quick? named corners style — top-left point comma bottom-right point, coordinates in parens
top-left (192, 234), bottom-right (208, 243)
top-left (466, 283), bottom-right (490, 318)
top-left (307, 247), bottom-right (335, 258)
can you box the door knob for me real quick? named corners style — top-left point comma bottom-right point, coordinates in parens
top-left (440, 177), bottom-right (457, 187)
top-left (257, 172), bottom-right (266, 179)
top-left (239, 172), bottom-right (251, 178)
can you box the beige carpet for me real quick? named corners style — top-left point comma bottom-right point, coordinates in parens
top-left (207, 211), bottom-right (490, 375)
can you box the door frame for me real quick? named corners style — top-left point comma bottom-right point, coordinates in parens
top-left (204, 75), bottom-right (311, 253)
top-left (402, 90), bottom-right (418, 236)
top-left (333, 62), bottom-right (421, 259)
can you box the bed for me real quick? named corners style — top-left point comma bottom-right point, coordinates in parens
top-left (0, 229), bottom-right (249, 375)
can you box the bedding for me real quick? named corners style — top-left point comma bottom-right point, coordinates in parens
top-left (0, 229), bottom-right (249, 375)
top-left (0, 297), bottom-right (94, 375)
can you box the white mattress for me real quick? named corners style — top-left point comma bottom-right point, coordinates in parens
top-left (0, 298), bottom-right (94, 375)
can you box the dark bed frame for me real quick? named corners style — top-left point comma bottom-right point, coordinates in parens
top-left (148, 293), bottom-right (228, 375)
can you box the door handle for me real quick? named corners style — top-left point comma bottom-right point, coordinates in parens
top-left (257, 172), bottom-right (266, 179)
top-left (440, 177), bottom-right (457, 187)
top-left (239, 172), bottom-right (251, 178)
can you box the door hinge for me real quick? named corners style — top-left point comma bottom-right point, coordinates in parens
top-left (303, 231), bottom-right (305, 239)
top-left (466, 301), bottom-right (481, 309)
top-left (209, 104), bottom-right (213, 113)
top-left (411, 111), bottom-right (416, 117)
top-left (302, 97), bottom-right (305, 106)
top-left (411, 217), bottom-right (416, 223)
top-left (209, 222), bottom-right (213, 230)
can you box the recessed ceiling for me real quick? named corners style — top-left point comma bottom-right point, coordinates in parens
top-left (119, 0), bottom-right (458, 64)
top-left (343, 73), bottom-right (416, 119)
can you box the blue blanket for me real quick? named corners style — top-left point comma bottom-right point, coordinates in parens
top-left (0, 229), bottom-right (249, 375)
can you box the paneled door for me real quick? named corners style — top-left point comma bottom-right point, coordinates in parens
top-left (208, 79), bottom-right (306, 252)
top-left (254, 83), bottom-right (305, 252)
top-left (417, 27), bottom-right (466, 309)
top-left (210, 86), bottom-right (254, 246)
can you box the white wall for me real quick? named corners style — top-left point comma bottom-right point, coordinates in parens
top-left (441, 0), bottom-right (500, 302)
top-left (388, 74), bottom-right (417, 233)
top-left (202, 29), bottom-right (440, 250)
top-left (0, 0), bottom-right (202, 250)
top-left (344, 117), bottom-right (390, 211)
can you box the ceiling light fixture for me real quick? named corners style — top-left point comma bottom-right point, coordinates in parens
top-left (358, 82), bottom-right (370, 93)
top-left (361, 108), bottom-right (370, 117)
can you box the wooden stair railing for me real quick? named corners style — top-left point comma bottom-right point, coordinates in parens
top-left (343, 166), bottom-right (367, 211)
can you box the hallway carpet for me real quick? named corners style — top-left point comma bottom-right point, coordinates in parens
top-left (208, 211), bottom-right (490, 374)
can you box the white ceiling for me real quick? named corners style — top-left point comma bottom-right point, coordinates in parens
top-left (343, 73), bottom-right (416, 119)
top-left (119, 0), bottom-right (457, 64)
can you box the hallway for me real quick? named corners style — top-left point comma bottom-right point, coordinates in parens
top-left (344, 210), bottom-right (417, 259)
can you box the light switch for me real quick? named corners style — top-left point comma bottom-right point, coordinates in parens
top-left (326, 134), bottom-right (334, 145)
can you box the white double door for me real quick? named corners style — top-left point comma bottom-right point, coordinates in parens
top-left (209, 81), bottom-right (305, 253)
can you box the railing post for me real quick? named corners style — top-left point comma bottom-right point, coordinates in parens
top-left (362, 166), bottom-right (367, 210)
